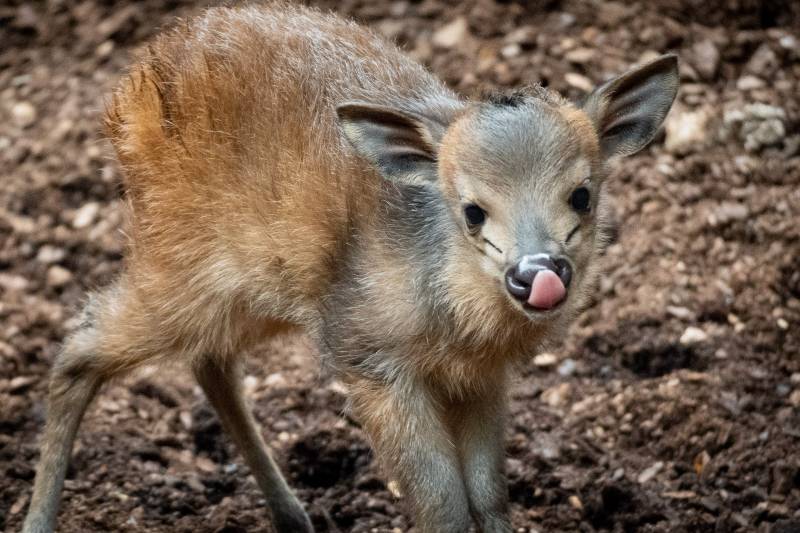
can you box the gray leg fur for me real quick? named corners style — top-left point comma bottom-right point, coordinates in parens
top-left (454, 391), bottom-right (512, 533)
top-left (193, 357), bottom-right (314, 533)
top-left (23, 323), bottom-right (108, 533)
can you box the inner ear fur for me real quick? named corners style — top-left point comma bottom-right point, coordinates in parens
top-left (582, 54), bottom-right (679, 158)
top-left (336, 102), bottom-right (446, 186)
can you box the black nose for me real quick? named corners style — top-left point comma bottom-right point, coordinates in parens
top-left (505, 254), bottom-right (573, 302)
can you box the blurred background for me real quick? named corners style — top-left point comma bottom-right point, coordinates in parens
top-left (1, 1), bottom-right (798, 531)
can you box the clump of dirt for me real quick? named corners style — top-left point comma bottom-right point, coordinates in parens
top-left (1, 0), bottom-right (799, 532)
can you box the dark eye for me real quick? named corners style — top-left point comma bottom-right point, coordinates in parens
top-left (569, 187), bottom-right (591, 213)
top-left (464, 204), bottom-right (486, 228)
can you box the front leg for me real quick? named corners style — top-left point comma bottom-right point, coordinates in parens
top-left (347, 375), bottom-right (472, 533)
top-left (451, 386), bottom-right (512, 533)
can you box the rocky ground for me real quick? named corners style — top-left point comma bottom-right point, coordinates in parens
top-left (1, 1), bottom-right (799, 532)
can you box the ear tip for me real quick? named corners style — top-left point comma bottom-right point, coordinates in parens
top-left (335, 102), bottom-right (363, 120)
top-left (646, 54), bottom-right (680, 94)
top-left (664, 53), bottom-right (680, 70)
top-left (662, 54), bottom-right (681, 94)
top-left (647, 53), bottom-right (679, 71)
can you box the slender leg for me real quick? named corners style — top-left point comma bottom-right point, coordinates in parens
top-left (348, 375), bottom-right (473, 533)
top-left (193, 357), bottom-right (313, 533)
top-left (452, 388), bottom-right (512, 533)
top-left (23, 368), bottom-right (100, 532)
top-left (23, 301), bottom-right (124, 533)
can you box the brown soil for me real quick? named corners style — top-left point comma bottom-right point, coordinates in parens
top-left (1, 1), bottom-right (799, 532)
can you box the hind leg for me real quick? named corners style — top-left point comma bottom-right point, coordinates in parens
top-left (193, 357), bottom-right (314, 533)
top-left (23, 286), bottom-right (156, 533)
top-left (23, 329), bottom-right (102, 533)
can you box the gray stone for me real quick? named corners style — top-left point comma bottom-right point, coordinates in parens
top-left (11, 101), bottom-right (37, 128)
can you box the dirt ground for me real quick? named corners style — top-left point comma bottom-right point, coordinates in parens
top-left (1, 0), bottom-right (799, 532)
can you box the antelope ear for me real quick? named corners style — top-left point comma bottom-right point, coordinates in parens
top-left (336, 102), bottom-right (444, 186)
top-left (583, 54), bottom-right (679, 158)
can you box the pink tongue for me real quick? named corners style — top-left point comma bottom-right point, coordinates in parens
top-left (527, 270), bottom-right (567, 310)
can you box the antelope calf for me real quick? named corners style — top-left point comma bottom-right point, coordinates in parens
top-left (23, 4), bottom-right (677, 532)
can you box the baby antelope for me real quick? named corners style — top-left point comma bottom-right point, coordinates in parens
top-left (23, 4), bottom-right (678, 532)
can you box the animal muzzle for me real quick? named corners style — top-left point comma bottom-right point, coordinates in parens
top-left (505, 254), bottom-right (572, 310)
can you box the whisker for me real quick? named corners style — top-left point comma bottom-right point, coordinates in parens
top-left (484, 238), bottom-right (503, 254)
top-left (565, 223), bottom-right (580, 244)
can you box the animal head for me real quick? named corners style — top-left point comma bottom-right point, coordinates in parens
top-left (338, 55), bottom-right (678, 325)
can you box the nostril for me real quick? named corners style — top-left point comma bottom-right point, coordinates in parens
top-left (505, 267), bottom-right (531, 301)
top-left (554, 258), bottom-right (573, 288)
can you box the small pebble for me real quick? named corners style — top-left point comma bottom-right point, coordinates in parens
top-left (96, 40), bottom-right (115, 58)
top-left (533, 353), bottom-right (558, 367)
top-left (36, 245), bottom-right (66, 264)
top-left (242, 374), bottom-right (259, 395)
top-left (72, 202), bottom-right (100, 229)
top-left (9, 495), bottom-right (28, 515)
top-left (737, 75), bottom-right (766, 91)
top-left (264, 372), bottom-right (286, 387)
top-left (47, 265), bottom-right (72, 287)
top-left (662, 490), bottom-right (697, 499)
top-left (387, 480), bottom-right (403, 498)
top-left (557, 358), bottom-right (577, 376)
top-left (7, 375), bottom-right (37, 393)
top-left (568, 495), bottom-right (583, 510)
top-left (195, 456), bottom-right (217, 473)
top-left (691, 39), bottom-right (720, 79)
top-left (564, 47), bottom-right (594, 63)
top-left (179, 411), bottom-right (192, 430)
top-left (788, 391), bottom-right (800, 407)
top-left (637, 461), bottom-right (664, 483)
top-left (500, 44), bottom-right (521, 59)
top-left (12, 101), bottom-right (37, 128)
top-left (432, 17), bottom-right (469, 49)
top-left (564, 72), bottom-right (593, 92)
top-left (666, 306), bottom-right (693, 320)
top-left (0, 273), bottom-right (29, 291)
top-left (680, 326), bottom-right (708, 345)
top-left (665, 107), bottom-right (711, 154)
top-left (541, 383), bottom-right (571, 408)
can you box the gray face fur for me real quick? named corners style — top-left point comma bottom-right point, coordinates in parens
top-left (438, 96), bottom-right (606, 318)
top-left (338, 54), bottom-right (679, 320)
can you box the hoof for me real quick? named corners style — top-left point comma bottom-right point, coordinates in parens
top-left (271, 498), bottom-right (314, 533)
